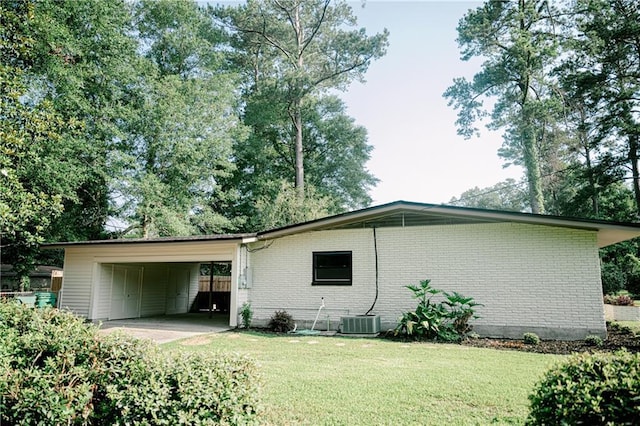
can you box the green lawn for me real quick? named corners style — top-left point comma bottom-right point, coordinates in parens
top-left (165, 332), bottom-right (563, 425)
top-left (614, 321), bottom-right (640, 334)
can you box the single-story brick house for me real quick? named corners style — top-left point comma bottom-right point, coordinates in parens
top-left (44, 201), bottom-right (640, 339)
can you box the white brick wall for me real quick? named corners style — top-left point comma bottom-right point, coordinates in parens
top-left (247, 222), bottom-right (606, 339)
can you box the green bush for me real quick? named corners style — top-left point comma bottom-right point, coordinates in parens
top-left (604, 294), bottom-right (635, 306)
top-left (623, 254), bottom-right (640, 297)
top-left (626, 275), bottom-right (640, 298)
top-left (600, 261), bottom-right (626, 295)
top-left (523, 332), bottom-right (540, 345)
top-left (240, 302), bottom-right (253, 328)
top-left (527, 350), bottom-right (640, 425)
top-left (394, 279), bottom-right (481, 342)
top-left (268, 310), bottom-right (295, 333)
top-left (0, 300), bottom-right (261, 425)
top-left (584, 335), bottom-right (603, 347)
top-left (101, 346), bottom-right (261, 425)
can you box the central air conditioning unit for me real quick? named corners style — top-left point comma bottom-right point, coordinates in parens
top-left (340, 315), bottom-right (381, 334)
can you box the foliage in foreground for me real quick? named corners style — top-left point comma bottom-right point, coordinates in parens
top-left (394, 278), bottom-right (481, 342)
top-left (0, 301), bottom-right (260, 425)
top-left (527, 350), bottom-right (640, 425)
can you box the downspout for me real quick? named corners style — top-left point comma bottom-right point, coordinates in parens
top-left (208, 261), bottom-right (214, 319)
top-left (365, 227), bottom-right (379, 315)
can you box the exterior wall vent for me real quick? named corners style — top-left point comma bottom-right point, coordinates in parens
top-left (340, 315), bottom-right (381, 334)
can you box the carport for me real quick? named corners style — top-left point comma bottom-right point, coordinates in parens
top-left (44, 234), bottom-right (256, 327)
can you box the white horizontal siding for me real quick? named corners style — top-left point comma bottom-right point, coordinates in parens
top-left (96, 264), bottom-right (113, 320)
top-left (140, 264), bottom-right (168, 317)
top-left (188, 263), bottom-right (200, 313)
top-left (86, 241), bottom-right (237, 263)
top-left (59, 248), bottom-right (95, 317)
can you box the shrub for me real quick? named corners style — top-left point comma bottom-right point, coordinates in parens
top-left (268, 310), bottom-right (295, 333)
top-left (624, 254), bottom-right (640, 297)
top-left (523, 332), bottom-right (540, 345)
top-left (527, 350), bottom-right (640, 425)
top-left (601, 261), bottom-right (626, 295)
top-left (101, 347), bottom-right (261, 425)
top-left (619, 325), bottom-right (635, 335)
top-left (443, 291), bottom-right (481, 336)
top-left (626, 275), bottom-right (640, 298)
top-left (0, 300), bottom-right (261, 425)
top-left (604, 294), bottom-right (635, 306)
top-left (584, 335), bottom-right (604, 347)
top-left (240, 302), bottom-right (253, 328)
top-left (394, 279), bottom-right (480, 341)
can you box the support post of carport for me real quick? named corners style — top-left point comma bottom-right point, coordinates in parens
top-left (208, 262), bottom-right (214, 319)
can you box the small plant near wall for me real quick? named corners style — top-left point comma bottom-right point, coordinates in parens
top-left (268, 310), bottom-right (295, 333)
top-left (240, 302), bottom-right (253, 328)
top-left (523, 332), bottom-right (541, 346)
top-left (584, 335), bottom-right (603, 347)
top-left (394, 279), bottom-right (481, 342)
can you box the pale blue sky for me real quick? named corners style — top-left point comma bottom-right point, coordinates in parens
top-left (342, 1), bottom-right (523, 205)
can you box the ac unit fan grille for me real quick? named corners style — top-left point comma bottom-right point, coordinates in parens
top-left (341, 315), bottom-right (381, 334)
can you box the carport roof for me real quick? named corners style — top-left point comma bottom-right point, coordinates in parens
top-left (43, 233), bottom-right (256, 249)
top-left (43, 201), bottom-right (640, 249)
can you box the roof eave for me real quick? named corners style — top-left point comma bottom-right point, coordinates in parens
top-left (42, 233), bottom-right (256, 249)
top-left (256, 201), bottom-right (640, 246)
top-left (597, 228), bottom-right (640, 248)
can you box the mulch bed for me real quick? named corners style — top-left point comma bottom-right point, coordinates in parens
top-left (255, 324), bottom-right (640, 355)
top-left (460, 324), bottom-right (640, 355)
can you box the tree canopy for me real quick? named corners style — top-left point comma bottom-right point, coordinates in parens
top-left (447, 0), bottom-right (640, 295)
top-left (0, 0), bottom-right (386, 281)
top-left (0, 0), bottom-right (85, 287)
top-left (213, 0), bottom-right (388, 201)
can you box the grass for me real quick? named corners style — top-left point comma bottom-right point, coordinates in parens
top-left (614, 321), bottom-right (640, 334)
top-left (165, 332), bottom-right (563, 425)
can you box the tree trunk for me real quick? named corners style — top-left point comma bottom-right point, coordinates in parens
top-left (518, 4), bottom-right (544, 215)
top-left (584, 143), bottom-right (599, 217)
top-left (629, 134), bottom-right (640, 216)
top-left (142, 215), bottom-right (150, 239)
top-left (521, 106), bottom-right (545, 214)
top-left (293, 100), bottom-right (304, 199)
top-left (580, 108), bottom-right (599, 216)
top-left (293, 2), bottom-right (305, 200)
top-left (523, 134), bottom-right (544, 214)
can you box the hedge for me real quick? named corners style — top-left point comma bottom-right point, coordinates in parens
top-left (0, 300), bottom-right (261, 425)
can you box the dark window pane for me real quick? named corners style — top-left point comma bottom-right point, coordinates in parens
top-left (313, 252), bottom-right (352, 284)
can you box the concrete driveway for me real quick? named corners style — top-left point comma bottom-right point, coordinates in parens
top-left (98, 313), bottom-right (232, 344)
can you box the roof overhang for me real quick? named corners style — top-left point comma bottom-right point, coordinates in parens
top-left (42, 233), bottom-right (256, 250)
top-left (256, 201), bottom-right (640, 248)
